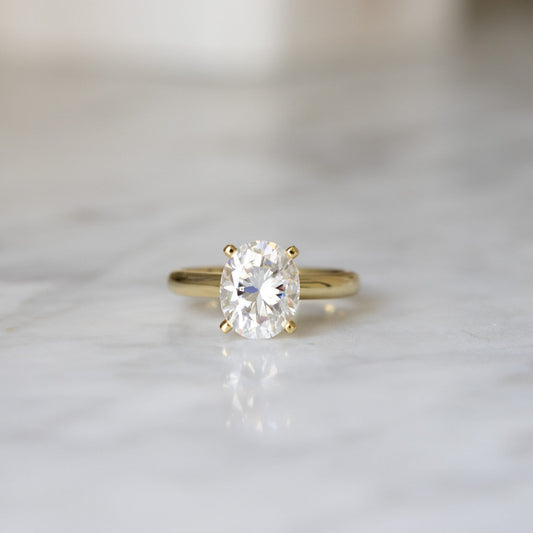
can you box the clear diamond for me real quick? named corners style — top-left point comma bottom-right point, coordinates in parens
top-left (220, 240), bottom-right (300, 339)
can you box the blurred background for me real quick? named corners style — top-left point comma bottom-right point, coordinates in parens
top-left (1, 0), bottom-right (532, 75)
top-left (1, 1), bottom-right (533, 532)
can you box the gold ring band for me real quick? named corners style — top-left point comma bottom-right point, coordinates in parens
top-left (168, 267), bottom-right (359, 300)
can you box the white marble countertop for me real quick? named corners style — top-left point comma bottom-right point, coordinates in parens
top-left (1, 55), bottom-right (533, 532)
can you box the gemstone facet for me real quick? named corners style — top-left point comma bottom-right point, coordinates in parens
top-left (220, 241), bottom-right (300, 339)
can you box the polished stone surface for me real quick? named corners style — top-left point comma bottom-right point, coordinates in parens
top-left (1, 53), bottom-right (533, 532)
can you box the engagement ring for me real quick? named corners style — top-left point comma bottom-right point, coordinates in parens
top-left (168, 240), bottom-right (360, 339)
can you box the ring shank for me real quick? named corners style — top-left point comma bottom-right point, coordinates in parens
top-left (168, 267), bottom-right (359, 300)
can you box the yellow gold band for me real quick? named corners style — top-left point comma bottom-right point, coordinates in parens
top-left (168, 267), bottom-right (360, 300)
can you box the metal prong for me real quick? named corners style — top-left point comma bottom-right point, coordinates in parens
top-left (283, 320), bottom-right (297, 334)
top-left (220, 319), bottom-right (233, 334)
top-left (286, 245), bottom-right (299, 259)
top-left (224, 244), bottom-right (237, 257)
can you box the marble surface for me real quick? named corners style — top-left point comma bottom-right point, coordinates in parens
top-left (1, 54), bottom-right (533, 532)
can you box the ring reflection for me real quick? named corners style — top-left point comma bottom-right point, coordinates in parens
top-left (222, 343), bottom-right (291, 434)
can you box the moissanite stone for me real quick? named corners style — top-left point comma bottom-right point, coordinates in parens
top-left (220, 240), bottom-right (300, 339)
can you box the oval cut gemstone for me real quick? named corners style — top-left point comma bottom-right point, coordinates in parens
top-left (220, 240), bottom-right (300, 339)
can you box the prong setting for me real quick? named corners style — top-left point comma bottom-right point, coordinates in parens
top-left (286, 245), bottom-right (299, 259)
top-left (220, 240), bottom-right (300, 339)
top-left (224, 244), bottom-right (237, 258)
top-left (284, 320), bottom-right (297, 334)
top-left (220, 319), bottom-right (233, 334)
